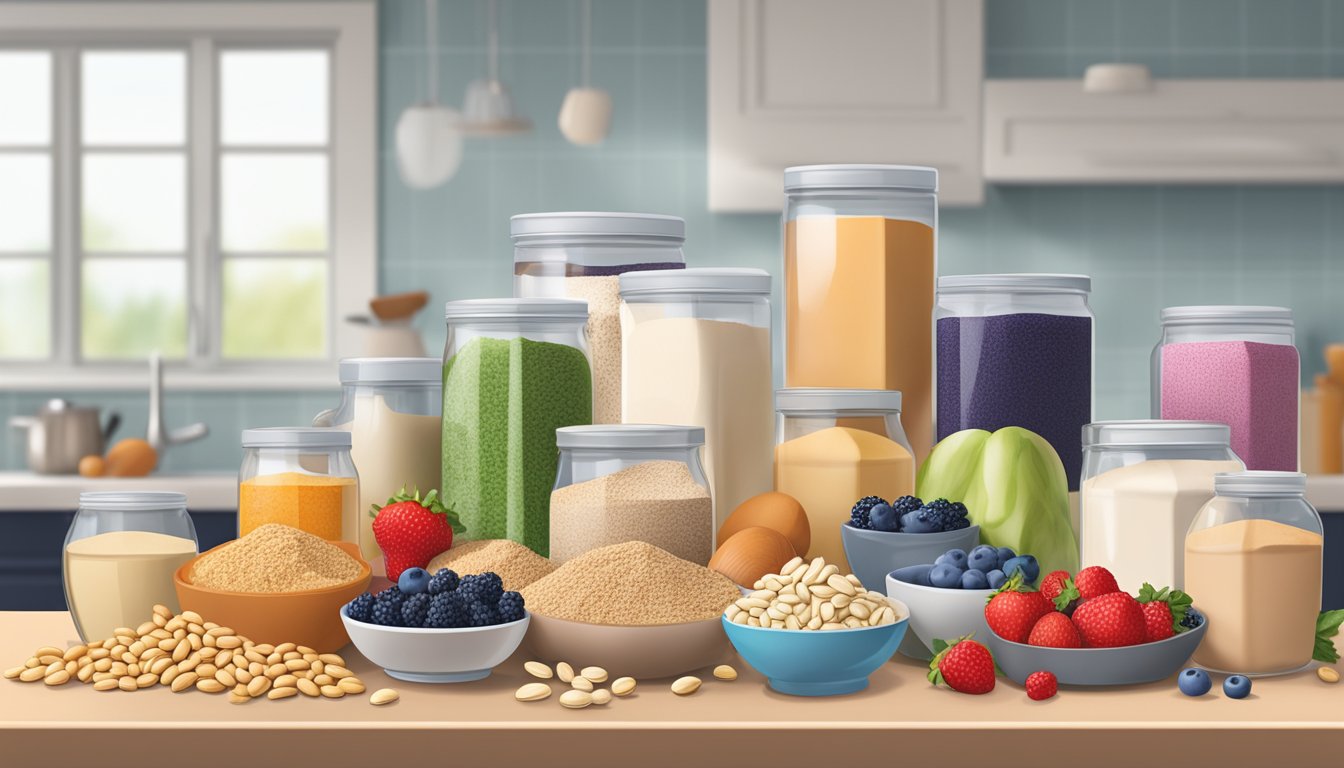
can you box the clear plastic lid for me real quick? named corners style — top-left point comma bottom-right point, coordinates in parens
top-left (78, 491), bottom-right (187, 511)
top-left (619, 267), bottom-right (771, 298)
top-left (241, 427), bottom-right (352, 450)
top-left (1083, 420), bottom-right (1231, 449)
top-left (1213, 470), bottom-right (1307, 497)
top-left (510, 212), bottom-right (685, 250)
top-left (555, 424), bottom-right (705, 449)
top-left (338, 357), bottom-right (441, 384)
top-left (784, 164), bottom-right (937, 193)
top-left (1161, 306), bottom-right (1293, 328)
top-left (444, 297), bottom-right (589, 320)
top-left (775, 388), bottom-right (902, 415)
top-left (939, 273), bottom-right (1092, 295)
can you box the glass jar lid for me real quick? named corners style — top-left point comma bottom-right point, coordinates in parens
top-left (338, 357), bottom-right (441, 384)
top-left (510, 212), bottom-right (685, 247)
top-left (784, 164), bottom-right (937, 193)
top-left (1213, 470), bottom-right (1306, 497)
top-left (939, 273), bottom-right (1092, 295)
top-left (78, 491), bottom-right (187, 511)
top-left (1160, 305), bottom-right (1293, 328)
top-left (443, 297), bottom-right (589, 320)
top-left (775, 388), bottom-right (902, 415)
top-left (619, 267), bottom-right (770, 297)
top-left (1083, 420), bottom-right (1231, 449)
top-left (556, 424), bottom-right (705, 449)
top-left (241, 427), bottom-right (352, 450)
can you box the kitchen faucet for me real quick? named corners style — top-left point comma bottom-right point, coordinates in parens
top-left (146, 353), bottom-right (209, 455)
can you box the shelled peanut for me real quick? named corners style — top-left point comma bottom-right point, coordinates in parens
top-left (723, 556), bottom-right (900, 630)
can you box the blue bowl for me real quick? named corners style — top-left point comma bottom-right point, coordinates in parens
top-left (720, 602), bottom-right (909, 697)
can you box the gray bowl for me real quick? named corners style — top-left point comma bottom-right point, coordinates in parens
top-left (984, 610), bottom-right (1208, 686)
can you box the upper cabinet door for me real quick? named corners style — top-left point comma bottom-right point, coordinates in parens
top-left (708, 0), bottom-right (984, 211)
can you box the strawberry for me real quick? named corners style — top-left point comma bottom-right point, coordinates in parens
top-left (370, 487), bottom-right (465, 581)
top-left (1136, 583), bottom-right (1194, 642)
top-left (928, 636), bottom-right (995, 695)
top-left (1072, 566), bottom-right (1120, 601)
top-left (1025, 670), bottom-right (1057, 701)
top-left (1040, 570), bottom-right (1072, 603)
top-left (1071, 591), bottom-right (1146, 648)
top-left (1027, 611), bottom-right (1082, 648)
top-left (984, 573), bottom-right (1054, 643)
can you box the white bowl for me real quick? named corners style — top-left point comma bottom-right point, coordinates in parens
top-left (340, 607), bottom-right (530, 683)
top-left (885, 574), bottom-right (993, 660)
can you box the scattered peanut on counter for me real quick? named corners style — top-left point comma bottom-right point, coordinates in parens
top-left (724, 556), bottom-right (901, 630)
top-left (1319, 667), bottom-right (1339, 684)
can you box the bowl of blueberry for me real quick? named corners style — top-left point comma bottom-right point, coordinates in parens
top-left (840, 495), bottom-right (981, 597)
top-left (340, 566), bottom-right (530, 683)
top-left (885, 545), bottom-right (1039, 660)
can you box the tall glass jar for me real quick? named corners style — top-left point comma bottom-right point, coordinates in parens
top-left (783, 164), bottom-right (937, 459)
top-left (239, 428), bottom-right (358, 545)
top-left (442, 298), bottom-right (592, 557)
top-left (774, 388), bottom-right (914, 570)
top-left (1152, 306), bottom-right (1299, 471)
top-left (313, 357), bottom-right (442, 575)
top-left (550, 424), bottom-right (712, 565)
top-left (63, 491), bottom-right (198, 642)
top-left (1186, 471), bottom-right (1323, 675)
top-left (1080, 421), bottom-right (1243, 594)
top-left (620, 268), bottom-right (774, 528)
top-left (513, 212), bottom-right (685, 425)
top-left (937, 274), bottom-right (1094, 490)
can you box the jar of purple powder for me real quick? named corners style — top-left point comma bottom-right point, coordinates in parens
top-left (1152, 306), bottom-right (1299, 472)
top-left (935, 274), bottom-right (1094, 490)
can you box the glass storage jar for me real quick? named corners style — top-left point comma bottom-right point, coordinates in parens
top-left (441, 298), bottom-right (592, 557)
top-left (1186, 471), bottom-right (1322, 675)
top-left (620, 267), bottom-right (774, 529)
top-left (1152, 306), bottom-right (1299, 472)
top-left (313, 357), bottom-right (442, 575)
top-left (63, 491), bottom-right (199, 642)
top-left (550, 424), bottom-right (711, 565)
top-left (512, 212), bottom-right (685, 425)
top-left (937, 273), bottom-right (1094, 490)
top-left (1080, 421), bottom-right (1243, 594)
top-left (239, 428), bottom-right (358, 544)
top-left (774, 388), bottom-right (915, 569)
top-left (783, 164), bottom-right (937, 459)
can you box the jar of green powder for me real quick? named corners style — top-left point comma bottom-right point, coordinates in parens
top-left (442, 298), bottom-right (593, 557)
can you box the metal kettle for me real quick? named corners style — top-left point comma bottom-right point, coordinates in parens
top-left (9, 399), bottom-right (120, 475)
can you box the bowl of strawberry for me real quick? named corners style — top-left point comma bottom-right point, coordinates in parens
top-left (981, 565), bottom-right (1208, 686)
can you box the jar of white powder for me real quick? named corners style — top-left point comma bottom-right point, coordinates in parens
top-left (550, 424), bottom-right (712, 565)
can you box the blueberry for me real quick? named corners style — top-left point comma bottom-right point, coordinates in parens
top-left (967, 545), bottom-right (998, 572)
top-left (398, 567), bottom-right (431, 595)
top-left (961, 569), bottom-right (989, 590)
top-left (1223, 675), bottom-right (1251, 699)
top-left (986, 569), bottom-right (1007, 589)
top-left (891, 564), bottom-right (934, 587)
top-left (900, 509), bottom-right (941, 533)
top-left (934, 549), bottom-right (968, 569)
top-left (929, 563), bottom-right (964, 589)
top-left (869, 503), bottom-right (901, 532)
top-left (995, 547), bottom-right (1017, 570)
top-left (1178, 668), bottom-right (1212, 697)
top-left (1002, 555), bottom-right (1040, 586)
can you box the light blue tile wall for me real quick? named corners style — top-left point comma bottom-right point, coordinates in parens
top-left (4, 0), bottom-right (1343, 471)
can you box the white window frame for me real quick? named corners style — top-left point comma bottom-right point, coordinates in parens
top-left (0, 2), bottom-right (376, 391)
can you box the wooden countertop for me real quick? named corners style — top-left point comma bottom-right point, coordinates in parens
top-left (1, 612), bottom-right (1341, 767)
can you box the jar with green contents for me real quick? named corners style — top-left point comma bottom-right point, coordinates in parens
top-left (441, 298), bottom-right (593, 556)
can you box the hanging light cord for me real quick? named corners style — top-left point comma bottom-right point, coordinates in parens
top-left (581, 0), bottom-right (591, 88)
top-left (425, 0), bottom-right (439, 104)
top-left (487, 0), bottom-right (500, 83)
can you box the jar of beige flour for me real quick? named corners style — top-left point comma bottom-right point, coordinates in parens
top-left (551, 425), bottom-right (712, 565)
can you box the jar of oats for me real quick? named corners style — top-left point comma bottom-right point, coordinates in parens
top-left (550, 425), bottom-right (712, 566)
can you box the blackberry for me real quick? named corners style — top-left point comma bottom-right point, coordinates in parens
top-left (428, 568), bottom-right (460, 595)
top-left (891, 495), bottom-right (924, 517)
top-left (497, 591), bottom-right (525, 623)
top-left (371, 587), bottom-right (406, 627)
top-left (458, 572), bottom-right (504, 606)
top-left (849, 496), bottom-right (887, 530)
top-left (466, 600), bottom-right (499, 627)
top-left (919, 498), bottom-right (969, 532)
top-left (1180, 609), bottom-right (1203, 630)
top-left (401, 593), bottom-right (431, 628)
top-left (345, 592), bottom-right (375, 623)
top-left (425, 592), bottom-right (467, 628)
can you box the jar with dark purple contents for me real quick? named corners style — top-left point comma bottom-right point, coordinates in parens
top-left (936, 274), bottom-right (1094, 490)
top-left (512, 212), bottom-right (685, 424)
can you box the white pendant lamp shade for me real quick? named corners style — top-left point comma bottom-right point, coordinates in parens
top-left (558, 87), bottom-right (611, 145)
top-left (461, 78), bottom-right (532, 135)
top-left (395, 103), bottom-right (464, 188)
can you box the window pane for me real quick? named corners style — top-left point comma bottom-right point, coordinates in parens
top-left (82, 51), bottom-right (185, 145)
top-left (221, 154), bottom-right (327, 251)
top-left (0, 154), bottom-right (51, 251)
top-left (83, 153), bottom-right (185, 252)
top-left (81, 258), bottom-right (186, 359)
top-left (221, 258), bottom-right (326, 359)
top-left (0, 52), bottom-right (51, 145)
top-left (0, 259), bottom-right (50, 359)
top-left (221, 50), bottom-right (328, 146)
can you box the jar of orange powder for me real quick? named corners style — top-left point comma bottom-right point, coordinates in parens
top-left (238, 428), bottom-right (359, 544)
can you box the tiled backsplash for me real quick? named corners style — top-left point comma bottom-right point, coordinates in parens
top-left (3, 0), bottom-right (1343, 472)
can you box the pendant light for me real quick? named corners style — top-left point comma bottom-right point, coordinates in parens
top-left (558, 0), bottom-right (612, 145)
top-left (395, 0), bottom-right (464, 188)
top-left (461, 0), bottom-right (532, 136)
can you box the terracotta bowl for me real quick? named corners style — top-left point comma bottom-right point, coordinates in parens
top-left (174, 540), bottom-right (371, 652)
top-left (525, 613), bottom-right (731, 680)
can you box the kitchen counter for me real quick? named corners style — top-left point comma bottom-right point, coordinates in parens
top-left (1308, 473), bottom-right (1344, 510)
top-left (1, 612), bottom-right (1341, 767)
top-left (0, 472), bottom-right (237, 510)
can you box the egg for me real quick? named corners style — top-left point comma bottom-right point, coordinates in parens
top-left (105, 438), bottom-right (158, 477)
top-left (709, 526), bottom-right (798, 587)
top-left (77, 455), bottom-right (106, 478)
top-left (717, 491), bottom-right (810, 557)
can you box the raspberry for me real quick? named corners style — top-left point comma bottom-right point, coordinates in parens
top-left (1026, 670), bottom-right (1058, 701)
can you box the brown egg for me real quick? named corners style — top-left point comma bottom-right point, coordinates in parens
top-left (717, 491), bottom-right (810, 557)
top-left (709, 526), bottom-right (798, 587)
top-left (77, 455), bottom-right (106, 478)
top-left (105, 438), bottom-right (158, 477)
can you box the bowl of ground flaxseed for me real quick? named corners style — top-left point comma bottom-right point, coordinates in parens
top-left (174, 524), bottom-right (371, 652)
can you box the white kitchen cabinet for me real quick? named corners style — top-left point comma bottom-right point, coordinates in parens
top-left (708, 0), bottom-right (984, 210)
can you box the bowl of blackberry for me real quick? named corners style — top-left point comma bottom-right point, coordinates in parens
top-left (340, 566), bottom-right (530, 683)
top-left (841, 495), bottom-right (981, 595)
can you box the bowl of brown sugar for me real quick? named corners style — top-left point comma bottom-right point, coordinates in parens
top-left (174, 524), bottom-right (371, 652)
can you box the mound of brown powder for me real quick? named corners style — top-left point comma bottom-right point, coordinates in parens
top-left (189, 524), bottom-right (362, 593)
top-left (427, 539), bottom-right (555, 591)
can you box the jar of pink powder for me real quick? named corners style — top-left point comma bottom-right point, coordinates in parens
top-left (1151, 306), bottom-right (1299, 472)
